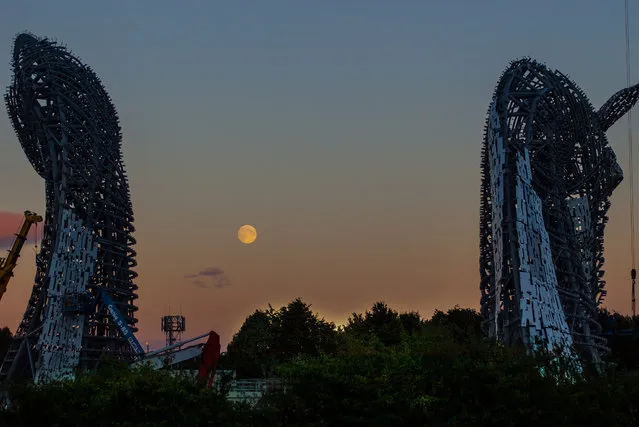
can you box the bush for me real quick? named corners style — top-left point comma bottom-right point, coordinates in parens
top-left (2, 302), bottom-right (639, 426)
top-left (2, 363), bottom-right (251, 427)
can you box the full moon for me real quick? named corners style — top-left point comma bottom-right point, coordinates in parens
top-left (238, 224), bottom-right (257, 244)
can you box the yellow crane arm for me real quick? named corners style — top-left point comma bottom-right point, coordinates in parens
top-left (0, 210), bottom-right (43, 302)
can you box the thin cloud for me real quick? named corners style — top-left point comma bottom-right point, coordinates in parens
top-left (185, 266), bottom-right (231, 290)
top-left (199, 267), bottom-right (224, 277)
top-left (192, 280), bottom-right (209, 289)
top-left (214, 276), bottom-right (231, 289)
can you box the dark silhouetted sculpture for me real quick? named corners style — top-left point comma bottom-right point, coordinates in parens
top-left (480, 58), bottom-right (639, 364)
top-left (1, 33), bottom-right (138, 383)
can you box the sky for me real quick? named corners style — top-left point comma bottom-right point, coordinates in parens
top-left (0, 0), bottom-right (638, 349)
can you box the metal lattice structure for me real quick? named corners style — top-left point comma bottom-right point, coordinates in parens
top-left (480, 58), bottom-right (639, 363)
top-left (1, 33), bottom-right (138, 383)
top-left (162, 315), bottom-right (186, 347)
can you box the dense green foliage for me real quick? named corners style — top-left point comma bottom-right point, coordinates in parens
top-left (1, 363), bottom-right (252, 427)
top-left (2, 301), bottom-right (639, 426)
top-left (598, 308), bottom-right (639, 371)
top-left (221, 298), bottom-right (339, 377)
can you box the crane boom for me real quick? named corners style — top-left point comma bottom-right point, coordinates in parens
top-left (63, 287), bottom-right (145, 357)
top-left (0, 211), bottom-right (42, 302)
top-left (98, 288), bottom-right (145, 355)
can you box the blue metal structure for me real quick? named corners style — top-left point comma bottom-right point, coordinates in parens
top-left (62, 289), bottom-right (144, 357)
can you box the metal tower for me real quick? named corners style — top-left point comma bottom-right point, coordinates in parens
top-left (162, 315), bottom-right (186, 347)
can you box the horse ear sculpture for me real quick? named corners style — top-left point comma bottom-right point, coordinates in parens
top-left (598, 84), bottom-right (639, 132)
top-left (1, 33), bottom-right (138, 384)
top-left (479, 58), bottom-right (639, 365)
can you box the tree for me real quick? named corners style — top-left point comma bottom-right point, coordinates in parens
top-left (224, 298), bottom-right (339, 378)
top-left (2, 363), bottom-right (251, 427)
top-left (4, 304), bottom-right (639, 425)
top-left (224, 308), bottom-right (275, 377)
top-left (365, 302), bottom-right (404, 346)
top-left (597, 308), bottom-right (639, 371)
top-left (262, 324), bottom-right (639, 426)
top-left (270, 298), bottom-right (339, 360)
top-left (399, 311), bottom-right (423, 335)
top-left (428, 306), bottom-right (482, 342)
top-left (264, 328), bottom-right (580, 426)
top-left (343, 302), bottom-right (405, 346)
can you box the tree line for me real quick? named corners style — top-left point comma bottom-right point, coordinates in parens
top-left (0, 299), bottom-right (638, 426)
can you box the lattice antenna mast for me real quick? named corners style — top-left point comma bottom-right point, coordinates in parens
top-left (626, 0), bottom-right (637, 317)
top-left (161, 315), bottom-right (186, 347)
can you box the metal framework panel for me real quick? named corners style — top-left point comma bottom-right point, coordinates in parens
top-left (34, 208), bottom-right (97, 382)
